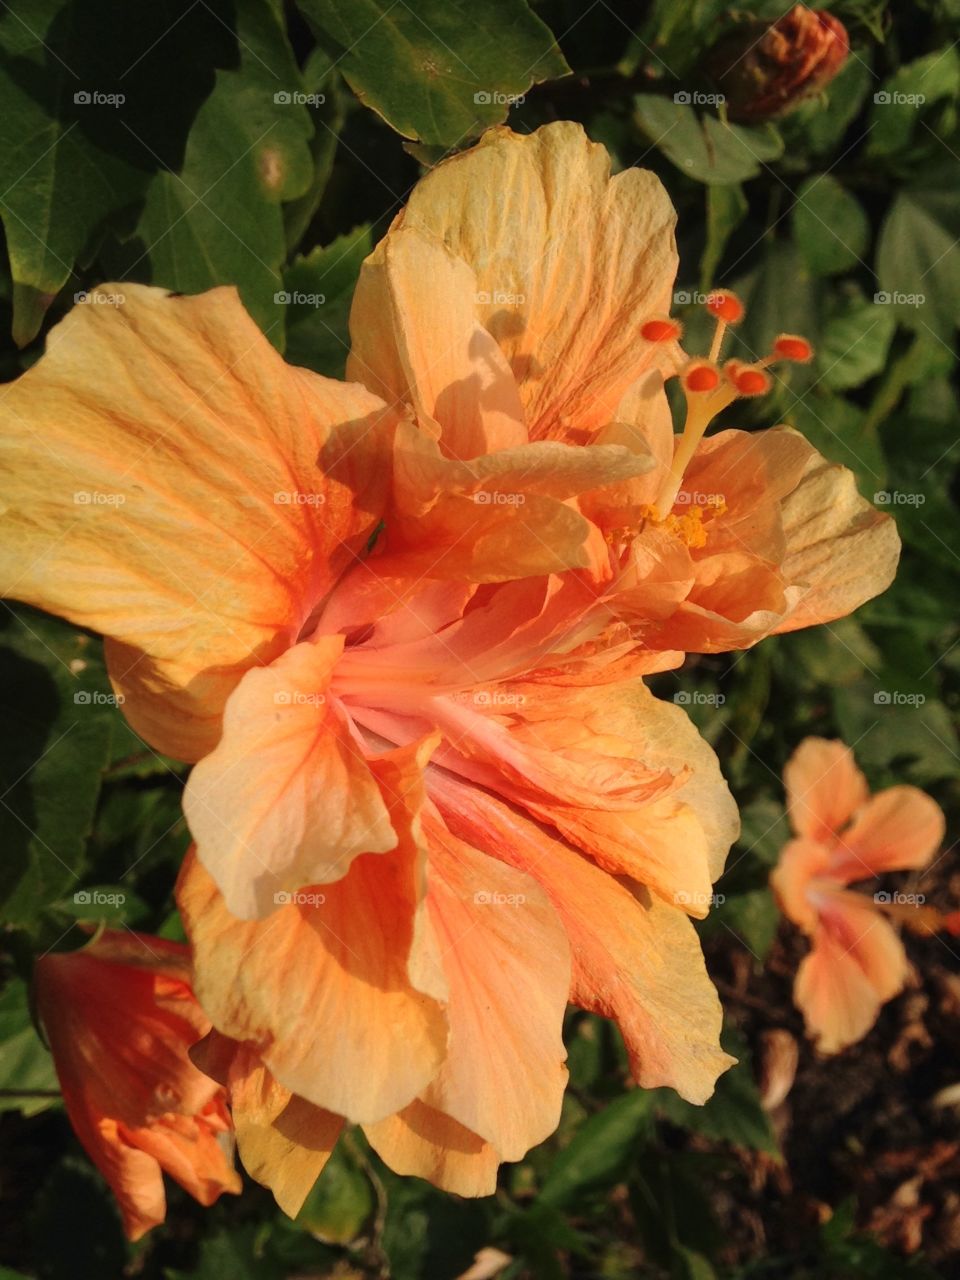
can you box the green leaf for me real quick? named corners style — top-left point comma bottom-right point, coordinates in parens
top-left (793, 175), bottom-right (869, 276)
top-left (283, 225), bottom-right (372, 378)
top-left (818, 294), bottom-right (896, 390)
top-left (782, 53), bottom-right (873, 155)
top-left (877, 168), bottom-right (960, 339)
top-left (0, 609), bottom-right (117, 925)
top-left (50, 883), bottom-right (150, 927)
top-left (867, 47), bottom-right (960, 158)
top-left (297, 0), bottom-right (570, 146)
top-left (0, 0), bottom-right (234, 346)
top-left (657, 1033), bottom-right (778, 1155)
top-left (166, 1224), bottom-right (284, 1280)
top-left (378, 1171), bottom-right (491, 1280)
top-left (700, 183), bottom-right (747, 291)
top-left (283, 49), bottom-right (345, 252)
top-left (32, 1158), bottom-right (128, 1280)
top-left (786, 390), bottom-right (887, 497)
top-left (539, 1088), bottom-right (655, 1208)
top-left (704, 886), bottom-right (780, 962)
top-left (294, 1143), bottom-right (374, 1244)
top-left (122, 0), bottom-right (315, 345)
top-left (0, 977), bottom-right (59, 1116)
top-left (634, 96), bottom-right (783, 185)
top-left (0, 0), bottom-right (141, 345)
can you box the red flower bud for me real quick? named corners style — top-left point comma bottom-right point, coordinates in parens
top-left (705, 6), bottom-right (849, 124)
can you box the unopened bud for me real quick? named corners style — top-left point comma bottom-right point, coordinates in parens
top-left (704, 6), bottom-right (849, 124)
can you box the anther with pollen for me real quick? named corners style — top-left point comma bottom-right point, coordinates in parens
top-left (640, 290), bottom-right (815, 515)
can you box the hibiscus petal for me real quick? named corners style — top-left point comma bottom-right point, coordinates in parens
top-left (772, 452), bottom-right (900, 634)
top-left (391, 122), bottom-right (680, 441)
top-left (431, 775), bottom-right (734, 1103)
top-left (349, 228), bottom-right (527, 457)
top-left (430, 676), bottom-right (737, 913)
top-left (783, 737), bottom-right (868, 844)
top-left (364, 1099), bottom-right (499, 1197)
top-left (221, 1043), bottom-right (343, 1217)
top-left (0, 284), bottom-right (395, 760)
top-left (769, 838), bottom-right (832, 934)
top-left (178, 742), bottom-right (449, 1124)
top-left (183, 636), bottom-right (396, 919)
top-left (794, 901), bottom-right (909, 1054)
top-left (414, 812), bottom-right (570, 1160)
top-left (832, 786), bottom-right (945, 881)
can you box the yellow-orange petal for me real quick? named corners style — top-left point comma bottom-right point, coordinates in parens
top-left (222, 1043), bottom-right (343, 1218)
top-left (364, 1099), bottom-right (500, 1197)
top-left (794, 900), bottom-right (909, 1054)
top-left (177, 740), bottom-right (449, 1125)
top-left (416, 813), bottom-right (570, 1160)
top-left (348, 228), bottom-right (527, 458)
top-left (183, 636), bottom-right (396, 919)
top-left (0, 284), bottom-right (396, 761)
top-left (379, 419), bottom-right (653, 584)
top-left (783, 737), bottom-right (869, 844)
top-left (388, 122), bottom-right (681, 441)
top-left (769, 837), bottom-right (833, 934)
top-left (432, 776), bottom-right (734, 1103)
top-left (772, 451), bottom-right (900, 635)
top-left (832, 785), bottom-right (945, 882)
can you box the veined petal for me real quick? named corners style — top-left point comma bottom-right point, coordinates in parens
top-left (431, 775), bottom-right (734, 1103)
top-left (214, 1040), bottom-right (343, 1218)
top-left (0, 284), bottom-right (395, 760)
top-left (783, 737), bottom-right (868, 844)
top-left (391, 122), bottom-right (681, 441)
top-left (773, 452), bottom-right (900, 634)
top-left (378, 420), bottom-right (653, 584)
top-left (178, 742), bottom-right (449, 1124)
top-left (184, 636), bottom-right (396, 919)
top-left (415, 812), bottom-right (570, 1160)
top-left (348, 228), bottom-right (527, 458)
top-left (430, 677), bottom-right (737, 912)
top-left (364, 1099), bottom-right (499, 1197)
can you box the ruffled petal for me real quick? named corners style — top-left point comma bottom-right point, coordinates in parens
top-left (177, 739), bottom-right (448, 1125)
top-left (770, 837), bottom-right (832, 934)
top-left (414, 812), bottom-right (569, 1160)
top-left (431, 774), bottom-right (733, 1103)
top-left (364, 1099), bottom-right (499, 1197)
top-left (348, 228), bottom-right (527, 457)
top-left (0, 284), bottom-right (395, 760)
top-left (184, 636), bottom-right (396, 919)
top-left (221, 1043), bottom-right (342, 1217)
top-left (772, 451), bottom-right (900, 635)
top-left (389, 122), bottom-right (681, 441)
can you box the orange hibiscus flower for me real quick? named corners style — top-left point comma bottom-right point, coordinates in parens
top-left (34, 931), bottom-right (241, 1238)
top-left (1, 123), bottom-right (898, 1209)
top-left (771, 738), bottom-right (946, 1054)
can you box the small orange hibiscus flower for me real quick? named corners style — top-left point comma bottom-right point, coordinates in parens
top-left (0, 122), bottom-right (900, 1210)
top-left (771, 738), bottom-right (947, 1054)
top-left (34, 931), bottom-right (241, 1238)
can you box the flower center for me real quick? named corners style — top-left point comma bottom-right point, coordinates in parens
top-left (640, 290), bottom-right (814, 516)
